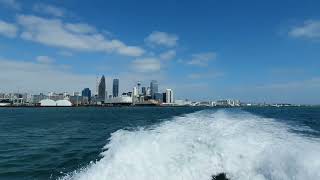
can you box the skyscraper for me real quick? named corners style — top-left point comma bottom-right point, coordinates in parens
top-left (150, 80), bottom-right (158, 99)
top-left (82, 88), bottom-right (91, 101)
top-left (141, 87), bottom-right (146, 96)
top-left (113, 79), bottom-right (119, 97)
top-left (133, 87), bottom-right (138, 97)
top-left (163, 92), bottom-right (167, 103)
top-left (166, 89), bottom-right (174, 103)
top-left (98, 75), bottom-right (106, 102)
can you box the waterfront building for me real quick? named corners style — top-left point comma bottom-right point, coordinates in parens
top-left (63, 92), bottom-right (69, 98)
top-left (98, 75), bottom-right (106, 102)
top-left (214, 100), bottom-right (229, 106)
top-left (0, 99), bottom-right (11, 106)
top-left (141, 87), bottom-right (146, 95)
top-left (154, 92), bottom-right (163, 103)
top-left (163, 93), bottom-right (167, 103)
top-left (174, 99), bottom-right (192, 106)
top-left (146, 87), bottom-right (151, 96)
top-left (113, 79), bottom-right (119, 97)
top-left (166, 89), bottom-right (174, 103)
top-left (137, 81), bottom-right (141, 95)
top-left (227, 99), bottom-right (240, 106)
top-left (70, 95), bottom-right (92, 105)
top-left (133, 87), bottom-right (138, 97)
top-left (150, 80), bottom-right (158, 99)
top-left (73, 92), bottom-right (80, 96)
top-left (32, 93), bottom-right (48, 104)
top-left (48, 93), bottom-right (64, 101)
top-left (48, 92), bottom-right (54, 97)
top-left (81, 88), bottom-right (91, 101)
top-left (105, 96), bottom-right (133, 105)
top-left (122, 92), bottom-right (133, 98)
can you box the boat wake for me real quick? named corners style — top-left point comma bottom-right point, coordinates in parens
top-left (60, 109), bottom-right (320, 180)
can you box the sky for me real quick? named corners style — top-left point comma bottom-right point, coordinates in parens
top-left (0, 0), bottom-right (320, 104)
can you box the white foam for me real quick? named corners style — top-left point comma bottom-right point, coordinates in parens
top-left (60, 110), bottom-right (320, 180)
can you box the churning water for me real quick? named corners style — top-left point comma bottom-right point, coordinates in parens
top-left (61, 108), bottom-right (320, 180)
top-left (0, 107), bottom-right (319, 180)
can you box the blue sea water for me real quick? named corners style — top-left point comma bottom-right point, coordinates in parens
top-left (0, 107), bottom-right (319, 180)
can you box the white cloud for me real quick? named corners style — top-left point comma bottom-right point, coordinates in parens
top-left (0, 0), bottom-right (20, 10)
top-left (16, 15), bottom-right (145, 57)
top-left (58, 51), bottom-right (73, 57)
top-left (145, 31), bottom-right (178, 47)
top-left (33, 3), bottom-right (65, 17)
top-left (36, 56), bottom-right (54, 64)
top-left (188, 72), bottom-right (224, 79)
top-left (131, 58), bottom-right (161, 73)
top-left (159, 50), bottom-right (176, 60)
top-left (0, 58), bottom-right (96, 93)
top-left (187, 52), bottom-right (217, 67)
top-left (0, 20), bottom-right (18, 38)
top-left (289, 20), bottom-right (320, 39)
top-left (65, 23), bottom-right (96, 34)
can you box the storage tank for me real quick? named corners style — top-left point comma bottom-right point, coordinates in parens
top-left (40, 99), bottom-right (56, 106)
top-left (56, 99), bottom-right (72, 106)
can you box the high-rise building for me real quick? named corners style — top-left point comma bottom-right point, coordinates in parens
top-left (141, 87), bottom-right (146, 95)
top-left (163, 92), bottom-right (167, 103)
top-left (150, 80), bottom-right (158, 99)
top-left (137, 81), bottom-right (141, 95)
top-left (166, 89), bottom-right (174, 103)
top-left (146, 87), bottom-right (151, 96)
top-left (154, 92), bottom-right (163, 102)
top-left (98, 75), bottom-right (106, 102)
top-left (113, 79), bottom-right (119, 97)
top-left (82, 88), bottom-right (91, 101)
top-left (133, 87), bottom-right (138, 97)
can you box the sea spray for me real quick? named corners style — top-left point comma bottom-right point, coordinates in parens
top-left (61, 109), bottom-right (320, 180)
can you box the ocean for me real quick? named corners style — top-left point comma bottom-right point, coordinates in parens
top-left (0, 107), bottom-right (319, 180)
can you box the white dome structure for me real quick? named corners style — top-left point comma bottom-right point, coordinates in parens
top-left (40, 99), bottom-right (56, 106)
top-left (56, 99), bottom-right (72, 106)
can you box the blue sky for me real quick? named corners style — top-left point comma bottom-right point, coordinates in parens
top-left (0, 0), bottom-right (320, 104)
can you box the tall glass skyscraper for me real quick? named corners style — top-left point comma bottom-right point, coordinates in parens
top-left (81, 88), bottom-right (91, 101)
top-left (150, 80), bottom-right (158, 99)
top-left (113, 79), bottom-right (119, 97)
top-left (98, 75), bottom-right (106, 101)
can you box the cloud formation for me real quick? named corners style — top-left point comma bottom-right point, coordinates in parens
top-left (15, 15), bottom-right (144, 57)
top-left (159, 50), bottom-right (176, 60)
top-left (0, 58), bottom-right (96, 93)
top-left (0, 0), bottom-right (20, 10)
top-left (187, 52), bottom-right (217, 67)
top-left (289, 20), bottom-right (320, 39)
top-left (33, 3), bottom-right (65, 17)
top-left (145, 31), bottom-right (178, 47)
top-left (36, 56), bottom-right (54, 64)
top-left (0, 20), bottom-right (18, 38)
top-left (131, 58), bottom-right (161, 73)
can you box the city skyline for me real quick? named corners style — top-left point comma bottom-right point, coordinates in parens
top-left (1, 0), bottom-right (320, 104)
